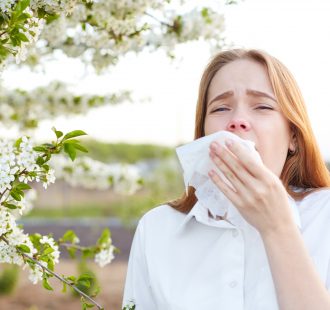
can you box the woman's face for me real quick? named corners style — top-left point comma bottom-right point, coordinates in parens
top-left (204, 58), bottom-right (295, 177)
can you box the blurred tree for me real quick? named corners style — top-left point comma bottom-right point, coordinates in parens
top-left (0, 0), bottom-right (235, 128)
top-left (0, 0), bottom-right (237, 191)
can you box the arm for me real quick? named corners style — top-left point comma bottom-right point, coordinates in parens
top-left (208, 139), bottom-right (330, 309)
top-left (261, 224), bottom-right (330, 310)
top-left (122, 220), bottom-right (157, 310)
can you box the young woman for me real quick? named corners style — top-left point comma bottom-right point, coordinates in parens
top-left (122, 49), bottom-right (330, 310)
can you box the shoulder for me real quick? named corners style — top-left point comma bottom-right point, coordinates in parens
top-left (304, 187), bottom-right (330, 203)
top-left (136, 204), bottom-right (187, 237)
top-left (139, 204), bottom-right (186, 226)
top-left (298, 187), bottom-right (330, 215)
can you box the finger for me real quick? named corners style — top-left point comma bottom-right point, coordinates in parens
top-left (208, 168), bottom-right (242, 207)
top-left (210, 144), bottom-right (249, 187)
top-left (223, 139), bottom-right (265, 179)
top-left (209, 149), bottom-right (251, 197)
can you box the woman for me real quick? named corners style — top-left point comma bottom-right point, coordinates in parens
top-left (122, 49), bottom-right (330, 310)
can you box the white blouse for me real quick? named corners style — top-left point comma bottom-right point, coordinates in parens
top-left (122, 188), bottom-right (330, 310)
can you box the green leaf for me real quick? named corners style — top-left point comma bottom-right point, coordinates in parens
top-left (42, 277), bottom-right (53, 291)
top-left (43, 247), bottom-right (54, 255)
top-left (60, 230), bottom-right (78, 243)
top-left (15, 189), bottom-right (24, 197)
top-left (62, 130), bottom-right (87, 141)
top-left (77, 279), bottom-right (90, 288)
top-left (42, 164), bottom-right (50, 172)
top-left (47, 259), bottom-right (54, 271)
top-left (52, 127), bottom-right (63, 139)
top-left (29, 233), bottom-right (41, 246)
top-left (97, 228), bottom-right (111, 246)
top-left (72, 143), bottom-right (88, 153)
top-left (17, 244), bottom-right (30, 253)
top-left (14, 137), bottom-right (22, 148)
top-left (63, 141), bottom-right (88, 153)
top-left (201, 7), bottom-right (209, 18)
top-left (17, 32), bottom-right (29, 42)
top-left (78, 273), bottom-right (94, 282)
top-left (3, 203), bottom-right (17, 209)
top-left (62, 139), bottom-right (80, 144)
top-left (201, 7), bottom-right (212, 24)
top-left (10, 191), bottom-right (22, 201)
top-left (36, 156), bottom-right (45, 165)
top-left (64, 143), bottom-right (76, 161)
top-left (82, 248), bottom-right (94, 259)
top-left (16, 183), bottom-right (31, 190)
top-left (62, 281), bottom-right (67, 293)
top-left (16, 12), bottom-right (31, 22)
top-left (83, 301), bottom-right (95, 309)
top-left (33, 146), bottom-right (47, 152)
top-left (68, 247), bottom-right (77, 259)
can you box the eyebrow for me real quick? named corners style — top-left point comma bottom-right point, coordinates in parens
top-left (207, 89), bottom-right (277, 106)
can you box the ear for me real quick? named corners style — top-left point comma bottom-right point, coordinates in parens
top-left (289, 130), bottom-right (297, 152)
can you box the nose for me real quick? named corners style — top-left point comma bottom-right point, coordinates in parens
top-left (226, 118), bottom-right (251, 132)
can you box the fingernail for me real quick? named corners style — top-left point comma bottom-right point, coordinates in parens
top-left (225, 139), bottom-right (233, 147)
top-left (210, 142), bottom-right (218, 150)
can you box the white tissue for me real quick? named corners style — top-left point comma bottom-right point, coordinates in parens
top-left (176, 131), bottom-right (261, 221)
top-left (175, 130), bottom-right (301, 229)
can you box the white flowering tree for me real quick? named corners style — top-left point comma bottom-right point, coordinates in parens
top-left (0, 129), bottom-right (117, 309)
top-left (0, 0), bottom-right (235, 308)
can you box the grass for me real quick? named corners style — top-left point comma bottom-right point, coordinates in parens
top-left (25, 190), bottom-right (180, 226)
top-left (81, 139), bottom-right (175, 163)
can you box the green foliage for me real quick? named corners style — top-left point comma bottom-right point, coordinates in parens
top-left (0, 264), bottom-right (20, 295)
top-left (72, 261), bottom-right (99, 299)
top-left (26, 156), bottom-right (184, 226)
top-left (81, 139), bottom-right (174, 163)
top-left (97, 228), bottom-right (111, 246)
top-left (122, 302), bottom-right (136, 310)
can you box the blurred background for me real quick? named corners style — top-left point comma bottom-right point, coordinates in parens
top-left (0, 0), bottom-right (329, 309)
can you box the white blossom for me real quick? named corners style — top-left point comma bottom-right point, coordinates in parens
top-left (50, 155), bottom-right (142, 194)
top-left (14, 189), bottom-right (37, 216)
top-left (0, 210), bottom-right (37, 266)
top-left (40, 235), bottom-right (60, 263)
top-left (42, 168), bottom-right (56, 189)
top-left (28, 263), bottom-right (45, 284)
top-left (0, 0), bottom-right (15, 13)
top-left (94, 245), bottom-right (115, 267)
top-left (0, 82), bottom-right (131, 129)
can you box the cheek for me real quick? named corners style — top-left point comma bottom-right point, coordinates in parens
top-left (204, 116), bottom-right (227, 135)
top-left (258, 138), bottom-right (289, 177)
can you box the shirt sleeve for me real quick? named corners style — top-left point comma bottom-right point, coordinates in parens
top-left (122, 218), bottom-right (157, 310)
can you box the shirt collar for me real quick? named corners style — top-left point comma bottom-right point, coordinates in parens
top-left (175, 200), bottom-right (235, 234)
top-left (175, 194), bottom-right (302, 234)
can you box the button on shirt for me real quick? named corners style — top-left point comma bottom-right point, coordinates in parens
top-left (122, 188), bottom-right (330, 310)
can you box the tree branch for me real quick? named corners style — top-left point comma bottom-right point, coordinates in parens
top-left (0, 235), bottom-right (104, 310)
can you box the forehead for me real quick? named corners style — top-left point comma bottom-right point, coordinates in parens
top-left (208, 59), bottom-right (275, 99)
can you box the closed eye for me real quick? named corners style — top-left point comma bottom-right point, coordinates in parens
top-left (257, 106), bottom-right (273, 110)
top-left (211, 106), bottom-right (273, 113)
top-left (212, 107), bottom-right (229, 112)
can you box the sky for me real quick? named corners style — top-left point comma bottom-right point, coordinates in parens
top-left (2, 0), bottom-right (330, 160)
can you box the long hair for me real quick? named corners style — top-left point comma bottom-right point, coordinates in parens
top-left (167, 49), bottom-right (330, 213)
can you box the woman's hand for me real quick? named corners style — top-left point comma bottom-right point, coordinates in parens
top-left (208, 139), bottom-right (296, 236)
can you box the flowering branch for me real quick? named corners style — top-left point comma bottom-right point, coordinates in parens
top-left (0, 128), bottom-right (116, 309)
top-left (0, 235), bottom-right (104, 309)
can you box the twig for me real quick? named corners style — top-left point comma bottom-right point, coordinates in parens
top-left (0, 235), bottom-right (103, 310)
top-left (0, 30), bottom-right (7, 38)
top-left (144, 11), bottom-right (173, 28)
top-left (59, 242), bottom-right (90, 251)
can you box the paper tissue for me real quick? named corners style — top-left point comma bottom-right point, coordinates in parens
top-left (175, 130), bottom-right (301, 229)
